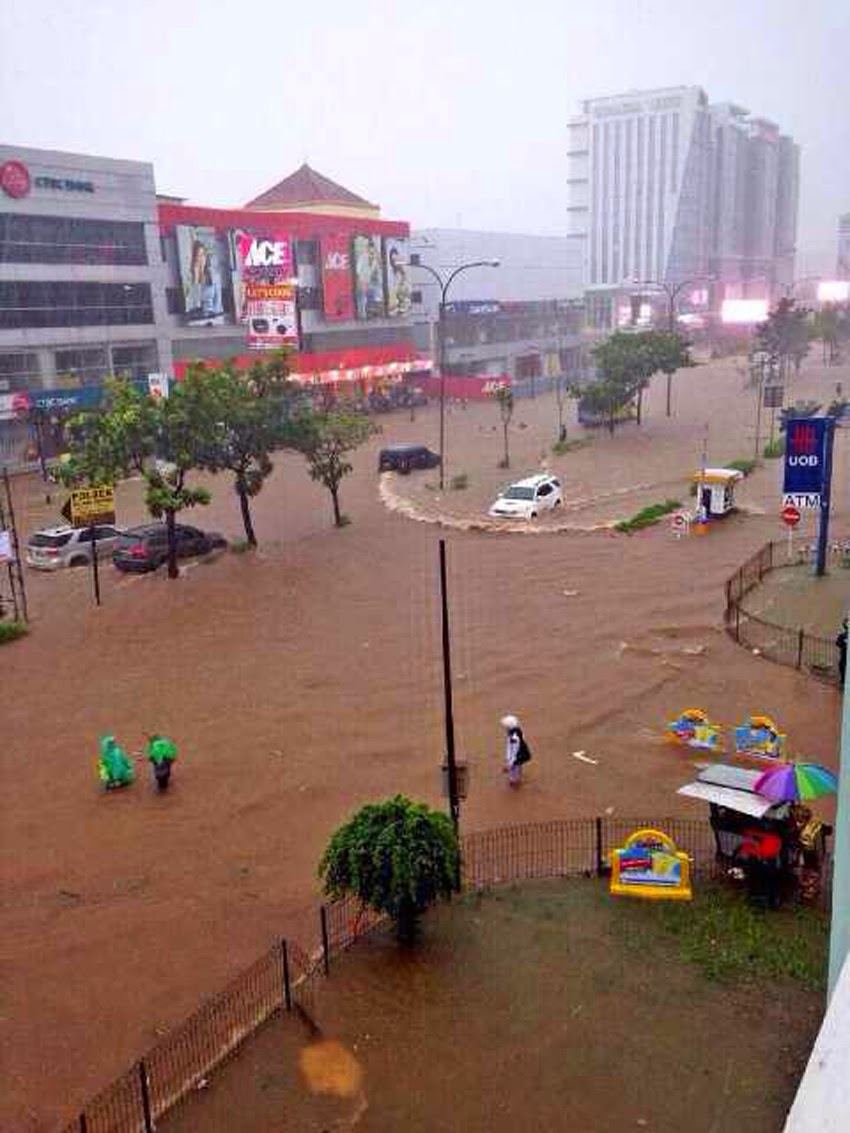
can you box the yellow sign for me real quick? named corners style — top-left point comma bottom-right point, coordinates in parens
top-left (69, 485), bottom-right (115, 528)
top-left (609, 828), bottom-right (692, 901)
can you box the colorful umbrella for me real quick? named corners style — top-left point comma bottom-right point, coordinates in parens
top-left (754, 762), bottom-right (837, 803)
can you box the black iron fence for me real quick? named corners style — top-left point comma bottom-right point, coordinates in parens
top-left (54, 815), bottom-right (820, 1132)
top-left (724, 539), bottom-right (846, 684)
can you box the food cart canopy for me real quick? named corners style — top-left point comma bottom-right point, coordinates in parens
top-left (689, 468), bottom-right (744, 484)
top-left (677, 781), bottom-right (778, 818)
top-left (678, 763), bottom-right (787, 818)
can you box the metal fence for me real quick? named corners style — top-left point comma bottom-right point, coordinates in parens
top-left (724, 539), bottom-right (846, 684)
top-left (52, 814), bottom-right (814, 1132)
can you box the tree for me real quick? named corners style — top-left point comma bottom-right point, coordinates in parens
top-left (319, 796), bottom-right (459, 944)
top-left (755, 298), bottom-right (811, 384)
top-left (813, 307), bottom-right (841, 366)
top-left (494, 386), bottom-right (514, 467)
top-left (61, 377), bottom-right (210, 580)
top-left (181, 353), bottom-right (297, 547)
top-left (553, 376), bottom-right (568, 442)
top-left (296, 410), bottom-right (378, 527)
top-left (650, 331), bottom-right (694, 418)
top-left (779, 400), bottom-right (822, 432)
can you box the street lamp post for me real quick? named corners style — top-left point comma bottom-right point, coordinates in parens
top-left (633, 277), bottom-right (712, 417)
top-left (411, 257), bottom-right (499, 490)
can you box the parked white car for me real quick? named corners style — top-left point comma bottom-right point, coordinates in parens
top-left (26, 524), bottom-right (125, 570)
top-left (488, 474), bottom-right (563, 519)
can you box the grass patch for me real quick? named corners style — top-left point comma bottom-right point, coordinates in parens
top-left (763, 437), bottom-right (785, 459)
top-left (551, 437), bottom-right (593, 456)
top-left (615, 498), bottom-right (681, 534)
top-left (613, 881), bottom-right (828, 990)
top-left (229, 539), bottom-right (253, 554)
top-left (0, 621), bottom-right (28, 644)
top-left (336, 514), bottom-right (352, 527)
top-left (727, 458), bottom-right (757, 477)
top-left (450, 473), bottom-right (469, 491)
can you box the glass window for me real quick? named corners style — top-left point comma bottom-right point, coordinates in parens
top-left (54, 347), bottom-right (110, 387)
top-left (0, 213), bottom-right (148, 265)
top-left (111, 343), bottom-right (157, 381)
top-left (504, 486), bottom-right (535, 500)
top-left (29, 532), bottom-right (72, 547)
top-left (537, 483), bottom-right (552, 497)
top-left (0, 282), bottom-right (154, 329)
top-left (0, 352), bottom-right (40, 391)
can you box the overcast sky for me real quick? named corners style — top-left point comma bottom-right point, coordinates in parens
top-left (2, 0), bottom-right (848, 272)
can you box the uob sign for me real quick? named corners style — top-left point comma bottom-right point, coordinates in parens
top-left (783, 419), bottom-right (828, 495)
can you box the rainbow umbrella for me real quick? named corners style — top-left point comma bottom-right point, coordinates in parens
top-left (754, 762), bottom-right (837, 803)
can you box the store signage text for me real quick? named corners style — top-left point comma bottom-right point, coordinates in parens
top-left (33, 175), bottom-right (95, 194)
top-left (243, 239), bottom-right (289, 268)
top-left (324, 250), bottom-right (349, 271)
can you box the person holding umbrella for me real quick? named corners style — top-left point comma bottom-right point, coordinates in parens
top-left (501, 714), bottom-right (532, 788)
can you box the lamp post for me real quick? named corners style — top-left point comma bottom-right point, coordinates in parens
top-left (632, 277), bottom-right (712, 416)
top-left (411, 257), bottom-right (499, 490)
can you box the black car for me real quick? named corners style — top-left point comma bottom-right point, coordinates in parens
top-left (378, 444), bottom-right (441, 474)
top-left (113, 523), bottom-right (227, 573)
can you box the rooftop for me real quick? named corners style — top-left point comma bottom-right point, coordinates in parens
top-left (244, 163), bottom-right (378, 214)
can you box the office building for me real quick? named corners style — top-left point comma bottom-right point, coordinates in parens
top-left (410, 228), bottom-right (584, 382)
top-left (0, 144), bottom-right (172, 464)
top-left (839, 214), bottom-right (850, 280)
top-left (566, 87), bottom-right (800, 327)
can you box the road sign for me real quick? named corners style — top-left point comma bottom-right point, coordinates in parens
top-left (782, 492), bottom-right (821, 510)
top-left (62, 485), bottom-right (115, 528)
top-left (763, 385), bottom-right (783, 409)
top-left (782, 505), bottom-right (801, 528)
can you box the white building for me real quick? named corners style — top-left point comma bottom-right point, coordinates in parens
top-left (567, 87), bottom-right (800, 327)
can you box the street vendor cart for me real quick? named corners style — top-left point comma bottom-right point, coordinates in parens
top-left (678, 764), bottom-right (831, 906)
top-left (690, 467), bottom-right (744, 520)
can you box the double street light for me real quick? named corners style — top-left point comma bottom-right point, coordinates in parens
top-left (411, 256), bottom-right (500, 490)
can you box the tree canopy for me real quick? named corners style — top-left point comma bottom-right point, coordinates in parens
top-left (319, 795), bottom-right (459, 943)
top-left (295, 409), bottom-right (378, 527)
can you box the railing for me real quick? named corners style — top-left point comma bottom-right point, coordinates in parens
top-left (55, 815), bottom-right (824, 1132)
top-left (724, 539), bottom-right (847, 684)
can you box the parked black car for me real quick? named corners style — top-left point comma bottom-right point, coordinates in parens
top-left (378, 444), bottom-right (441, 474)
top-left (113, 523), bottom-right (227, 573)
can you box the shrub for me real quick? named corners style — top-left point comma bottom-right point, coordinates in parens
top-left (319, 795), bottom-right (459, 943)
top-left (230, 538), bottom-right (252, 554)
top-left (450, 473), bottom-right (469, 491)
top-left (551, 438), bottom-right (593, 456)
top-left (615, 499), bottom-right (682, 534)
top-left (763, 437), bottom-right (785, 459)
top-left (727, 458), bottom-right (757, 477)
top-left (0, 621), bottom-right (28, 645)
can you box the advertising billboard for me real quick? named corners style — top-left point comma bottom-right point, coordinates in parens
top-left (321, 234), bottom-right (354, 321)
top-left (352, 235), bottom-right (385, 319)
top-left (817, 280), bottom-right (850, 303)
top-left (720, 298), bottom-right (769, 325)
top-left (782, 418), bottom-right (830, 501)
top-left (384, 237), bottom-right (411, 317)
top-left (175, 226), bottom-right (227, 326)
top-left (228, 230), bottom-right (298, 349)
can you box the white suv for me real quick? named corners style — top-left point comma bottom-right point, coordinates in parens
top-left (488, 474), bottom-right (563, 519)
top-left (26, 524), bottom-right (125, 570)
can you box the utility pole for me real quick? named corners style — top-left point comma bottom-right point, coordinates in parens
top-left (438, 539), bottom-right (460, 836)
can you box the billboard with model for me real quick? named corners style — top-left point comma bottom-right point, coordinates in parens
top-left (175, 226), bottom-right (227, 326)
top-left (352, 235), bottom-right (385, 319)
top-left (384, 237), bottom-right (411, 317)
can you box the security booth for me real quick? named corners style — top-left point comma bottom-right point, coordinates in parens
top-left (690, 467), bottom-right (744, 519)
top-left (677, 765), bottom-right (831, 907)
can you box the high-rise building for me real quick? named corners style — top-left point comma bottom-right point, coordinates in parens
top-left (838, 214), bottom-right (850, 280)
top-left (566, 87), bottom-right (799, 326)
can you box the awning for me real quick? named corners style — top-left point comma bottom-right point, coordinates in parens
top-left (677, 781), bottom-right (780, 818)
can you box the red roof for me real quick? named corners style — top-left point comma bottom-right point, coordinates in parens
top-left (245, 163), bottom-right (377, 211)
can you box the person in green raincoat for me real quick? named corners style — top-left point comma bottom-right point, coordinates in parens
top-left (147, 734), bottom-right (178, 791)
top-left (98, 735), bottom-right (134, 790)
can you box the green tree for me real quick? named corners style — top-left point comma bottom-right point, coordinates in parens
top-left (649, 331), bottom-right (694, 418)
top-left (60, 377), bottom-right (210, 580)
top-left (319, 795), bottom-right (459, 944)
top-left (779, 399), bottom-right (822, 431)
top-left (755, 298), bottom-right (811, 383)
top-left (181, 353), bottom-right (297, 547)
top-left (297, 410), bottom-right (378, 527)
top-left (494, 386), bottom-right (514, 467)
top-left (813, 307), bottom-right (841, 365)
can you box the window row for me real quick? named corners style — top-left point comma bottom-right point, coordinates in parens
top-left (0, 213), bottom-right (149, 265)
top-left (0, 282), bottom-right (154, 329)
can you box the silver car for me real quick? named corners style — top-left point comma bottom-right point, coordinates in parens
top-left (26, 524), bottom-right (125, 570)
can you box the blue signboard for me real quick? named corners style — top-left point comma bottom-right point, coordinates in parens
top-left (28, 381), bottom-right (149, 415)
top-left (783, 418), bottom-right (830, 495)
